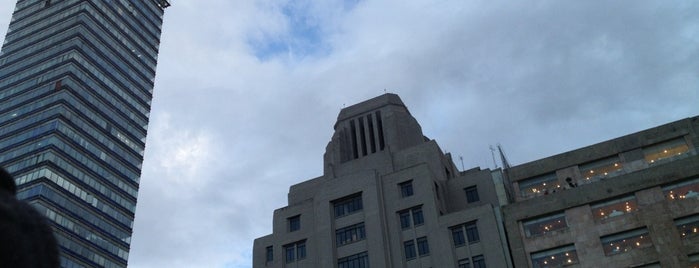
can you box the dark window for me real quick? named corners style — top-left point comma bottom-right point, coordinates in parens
top-left (265, 246), bottom-right (273, 263)
top-left (367, 114), bottom-right (376, 153)
top-left (375, 111), bottom-right (385, 150)
top-left (336, 222), bottom-right (366, 246)
top-left (338, 252), bottom-right (369, 268)
top-left (284, 240), bottom-right (306, 263)
top-left (288, 215), bottom-right (300, 232)
top-left (473, 255), bottom-right (485, 268)
top-left (399, 180), bottom-right (414, 197)
top-left (458, 258), bottom-right (471, 268)
top-left (451, 226), bottom-right (465, 247)
top-left (417, 237), bottom-right (429, 256)
top-left (404, 240), bottom-right (416, 260)
top-left (358, 117), bottom-right (367, 156)
top-left (412, 207), bottom-right (424, 226)
top-left (465, 186), bottom-right (479, 203)
top-left (399, 211), bottom-right (411, 229)
top-left (466, 222), bottom-right (480, 243)
top-left (350, 120), bottom-right (359, 159)
top-left (333, 193), bottom-right (363, 218)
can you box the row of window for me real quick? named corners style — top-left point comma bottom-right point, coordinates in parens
top-left (518, 137), bottom-right (692, 199)
top-left (283, 240), bottom-right (306, 263)
top-left (523, 178), bottom-right (699, 238)
top-left (404, 236), bottom-right (429, 260)
top-left (451, 221), bottom-right (480, 246)
top-left (458, 255), bottom-right (486, 268)
top-left (399, 180), bottom-right (480, 203)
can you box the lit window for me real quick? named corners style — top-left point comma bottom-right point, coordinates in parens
top-left (643, 138), bottom-right (690, 164)
top-left (675, 214), bottom-right (699, 239)
top-left (518, 173), bottom-right (559, 199)
top-left (579, 156), bottom-right (623, 184)
top-left (335, 222), bottom-right (366, 246)
top-left (288, 215), bottom-right (300, 232)
top-left (399, 180), bottom-right (414, 197)
top-left (600, 228), bottom-right (652, 256)
top-left (530, 244), bottom-right (579, 268)
top-left (590, 195), bottom-right (638, 221)
top-left (333, 193), bottom-right (363, 218)
top-left (522, 212), bottom-right (567, 237)
top-left (464, 185), bottom-right (480, 203)
top-left (663, 177), bottom-right (699, 201)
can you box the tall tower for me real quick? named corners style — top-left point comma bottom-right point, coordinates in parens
top-left (0, 1), bottom-right (169, 267)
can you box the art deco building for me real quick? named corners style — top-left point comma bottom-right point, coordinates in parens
top-left (0, 0), bottom-right (169, 267)
top-left (253, 94), bottom-right (513, 268)
top-left (503, 116), bottom-right (699, 267)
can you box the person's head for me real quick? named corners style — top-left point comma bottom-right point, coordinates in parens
top-left (0, 167), bottom-right (60, 268)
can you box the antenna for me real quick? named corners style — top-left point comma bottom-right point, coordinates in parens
top-left (459, 155), bottom-right (464, 171)
top-left (497, 143), bottom-right (511, 169)
top-left (489, 145), bottom-right (499, 168)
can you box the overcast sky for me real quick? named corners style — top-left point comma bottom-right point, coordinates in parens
top-left (1, 1), bottom-right (698, 267)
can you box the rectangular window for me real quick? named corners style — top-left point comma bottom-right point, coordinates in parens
top-left (451, 226), bottom-right (465, 247)
top-left (458, 258), bottom-right (471, 268)
top-left (265, 246), bottom-right (273, 263)
top-left (530, 244), bottom-right (579, 268)
top-left (663, 177), bottom-right (699, 201)
top-left (522, 212), bottom-right (568, 237)
top-left (283, 240), bottom-right (306, 263)
top-left (338, 252), bottom-right (369, 268)
top-left (336, 222), bottom-right (366, 246)
top-left (399, 180), bottom-right (414, 197)
top-left (590, 195), bottom-right (638, 220)
top-left (404, 240), bottom-right (416, 260)
top-left (518, 173), bottom-right (559, 199)
top-left (465, 222), bottom-right (480, 243)
top-left (643, 138), bottom-right (690, 164)
top-left (416, 237), bottom-right (429, 256)
top-left (675, 214), bottom-right (699, 239)
top-left (601, 228), bottom-right (652, 256)
top-left (288, 215), bottom-right (300, 232)
top-left (579, 156), bottom-right (623, 184)
top-left (333, 193), bottom-right (363, 218)
top-left (398, 205), bottom-right (423, 229)
top-left (472, 255), bottom-right (486, 268)
top-left (464, 185), bottom-right (480, 203)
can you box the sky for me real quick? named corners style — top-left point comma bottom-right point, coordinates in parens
top-left (1, 0), bottom-right (698, 267)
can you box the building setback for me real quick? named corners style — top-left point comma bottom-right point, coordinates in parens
top-left (0, 0), bottom-right (169, 267)
top-left (503, 116), bottom-right (699, 267)
top-left (253, 94), bottom-right (513, 268)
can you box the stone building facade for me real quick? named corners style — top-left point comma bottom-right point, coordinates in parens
top-left (253, 94), bottom-right (512, 268)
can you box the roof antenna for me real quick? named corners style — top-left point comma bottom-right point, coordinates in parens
top-left (489, 145), bottom-right (499, 168)
top-left (384, 88), bottom-right (387, 94)
top-left (459, 155), bottom-right (465, 171)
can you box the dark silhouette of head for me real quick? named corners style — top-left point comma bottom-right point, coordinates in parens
top-left (0, 167), bottom-right (60, 268)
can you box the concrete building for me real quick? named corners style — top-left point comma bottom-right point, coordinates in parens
top-left (253, 94), bottom-right (513, 268)
top-left (503, 116), bottom-right (699, 267)
top-left (0, 1), bottom-right (169, 267)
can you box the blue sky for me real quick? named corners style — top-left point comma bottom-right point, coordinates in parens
top-left (0, 1), bottom-right (697, 267)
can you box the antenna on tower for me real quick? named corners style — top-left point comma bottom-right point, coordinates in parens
top-left (497, 143), bottom-right (511, 169)
top-left (489, 145), bottom-right (499, 168)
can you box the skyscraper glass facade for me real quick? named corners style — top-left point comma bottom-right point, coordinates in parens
top-left (0, 0), bottom-right (169, 267)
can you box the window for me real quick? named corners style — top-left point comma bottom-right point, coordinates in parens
top-left (590, 195), bottom-right (638, 221)
top-left (333, 193), bottom-right (363, 218)
top-left (336, 222), bottom-right (366, 246)
top-left (288, 215), bottom-right (300, 232)
top-left (663, 177), bottom-right (699, 201)
top-left (518, 173), bottom-right (559, 199)
top-left (451, 221), bottom-right (479, 246)
top-left (417, 237), bottom-right (429, 256)
top-left (399, 180), bottom-right (414, 197)
top-left (579, 156), bottom-right (623, 184)
top-left (458, 258), bottom-right (471, 268)
top-left (522, 212), bottom-right (567, 237)
top-left (404, 240), bottom-right (416, 260)
top-left (451, 226), bottom-right (466, 247)
top-left (464, 186), bottom-right (480, 203)
top-left (675, 214), bottom-right (699, 239)
top-left (689, 253), bottom-right (699, 267)
top-left (398, 205), bottom-right (424, 229)
top-left (283, 240), bottom-right (306, 263)
top-left (601, 228), bottom-right (652, 256)
top-left (643, 138), bottom-right (690, 164)
top-left (530, 244), bottom-right (579, 268)
top-left (265, 246), bottom-right (273, 263)
top-left (472, 255), bottom-right (486, 268)
top-left (338, 252), bottom-right (369, 268)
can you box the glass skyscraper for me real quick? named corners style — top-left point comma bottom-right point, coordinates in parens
top-left (0, 0), bottom-right (169, 267)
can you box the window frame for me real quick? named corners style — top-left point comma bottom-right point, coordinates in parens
top-left (333, 192), bottom-right (363, 218)
top-left (464, 185), bottom-right (480, 203)
top-left (416, 236), bottom-right (430, 256)
top-left (288, 215), bottom-right (301, 232)
top-left (399, 180), bottom-right (414, 197)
